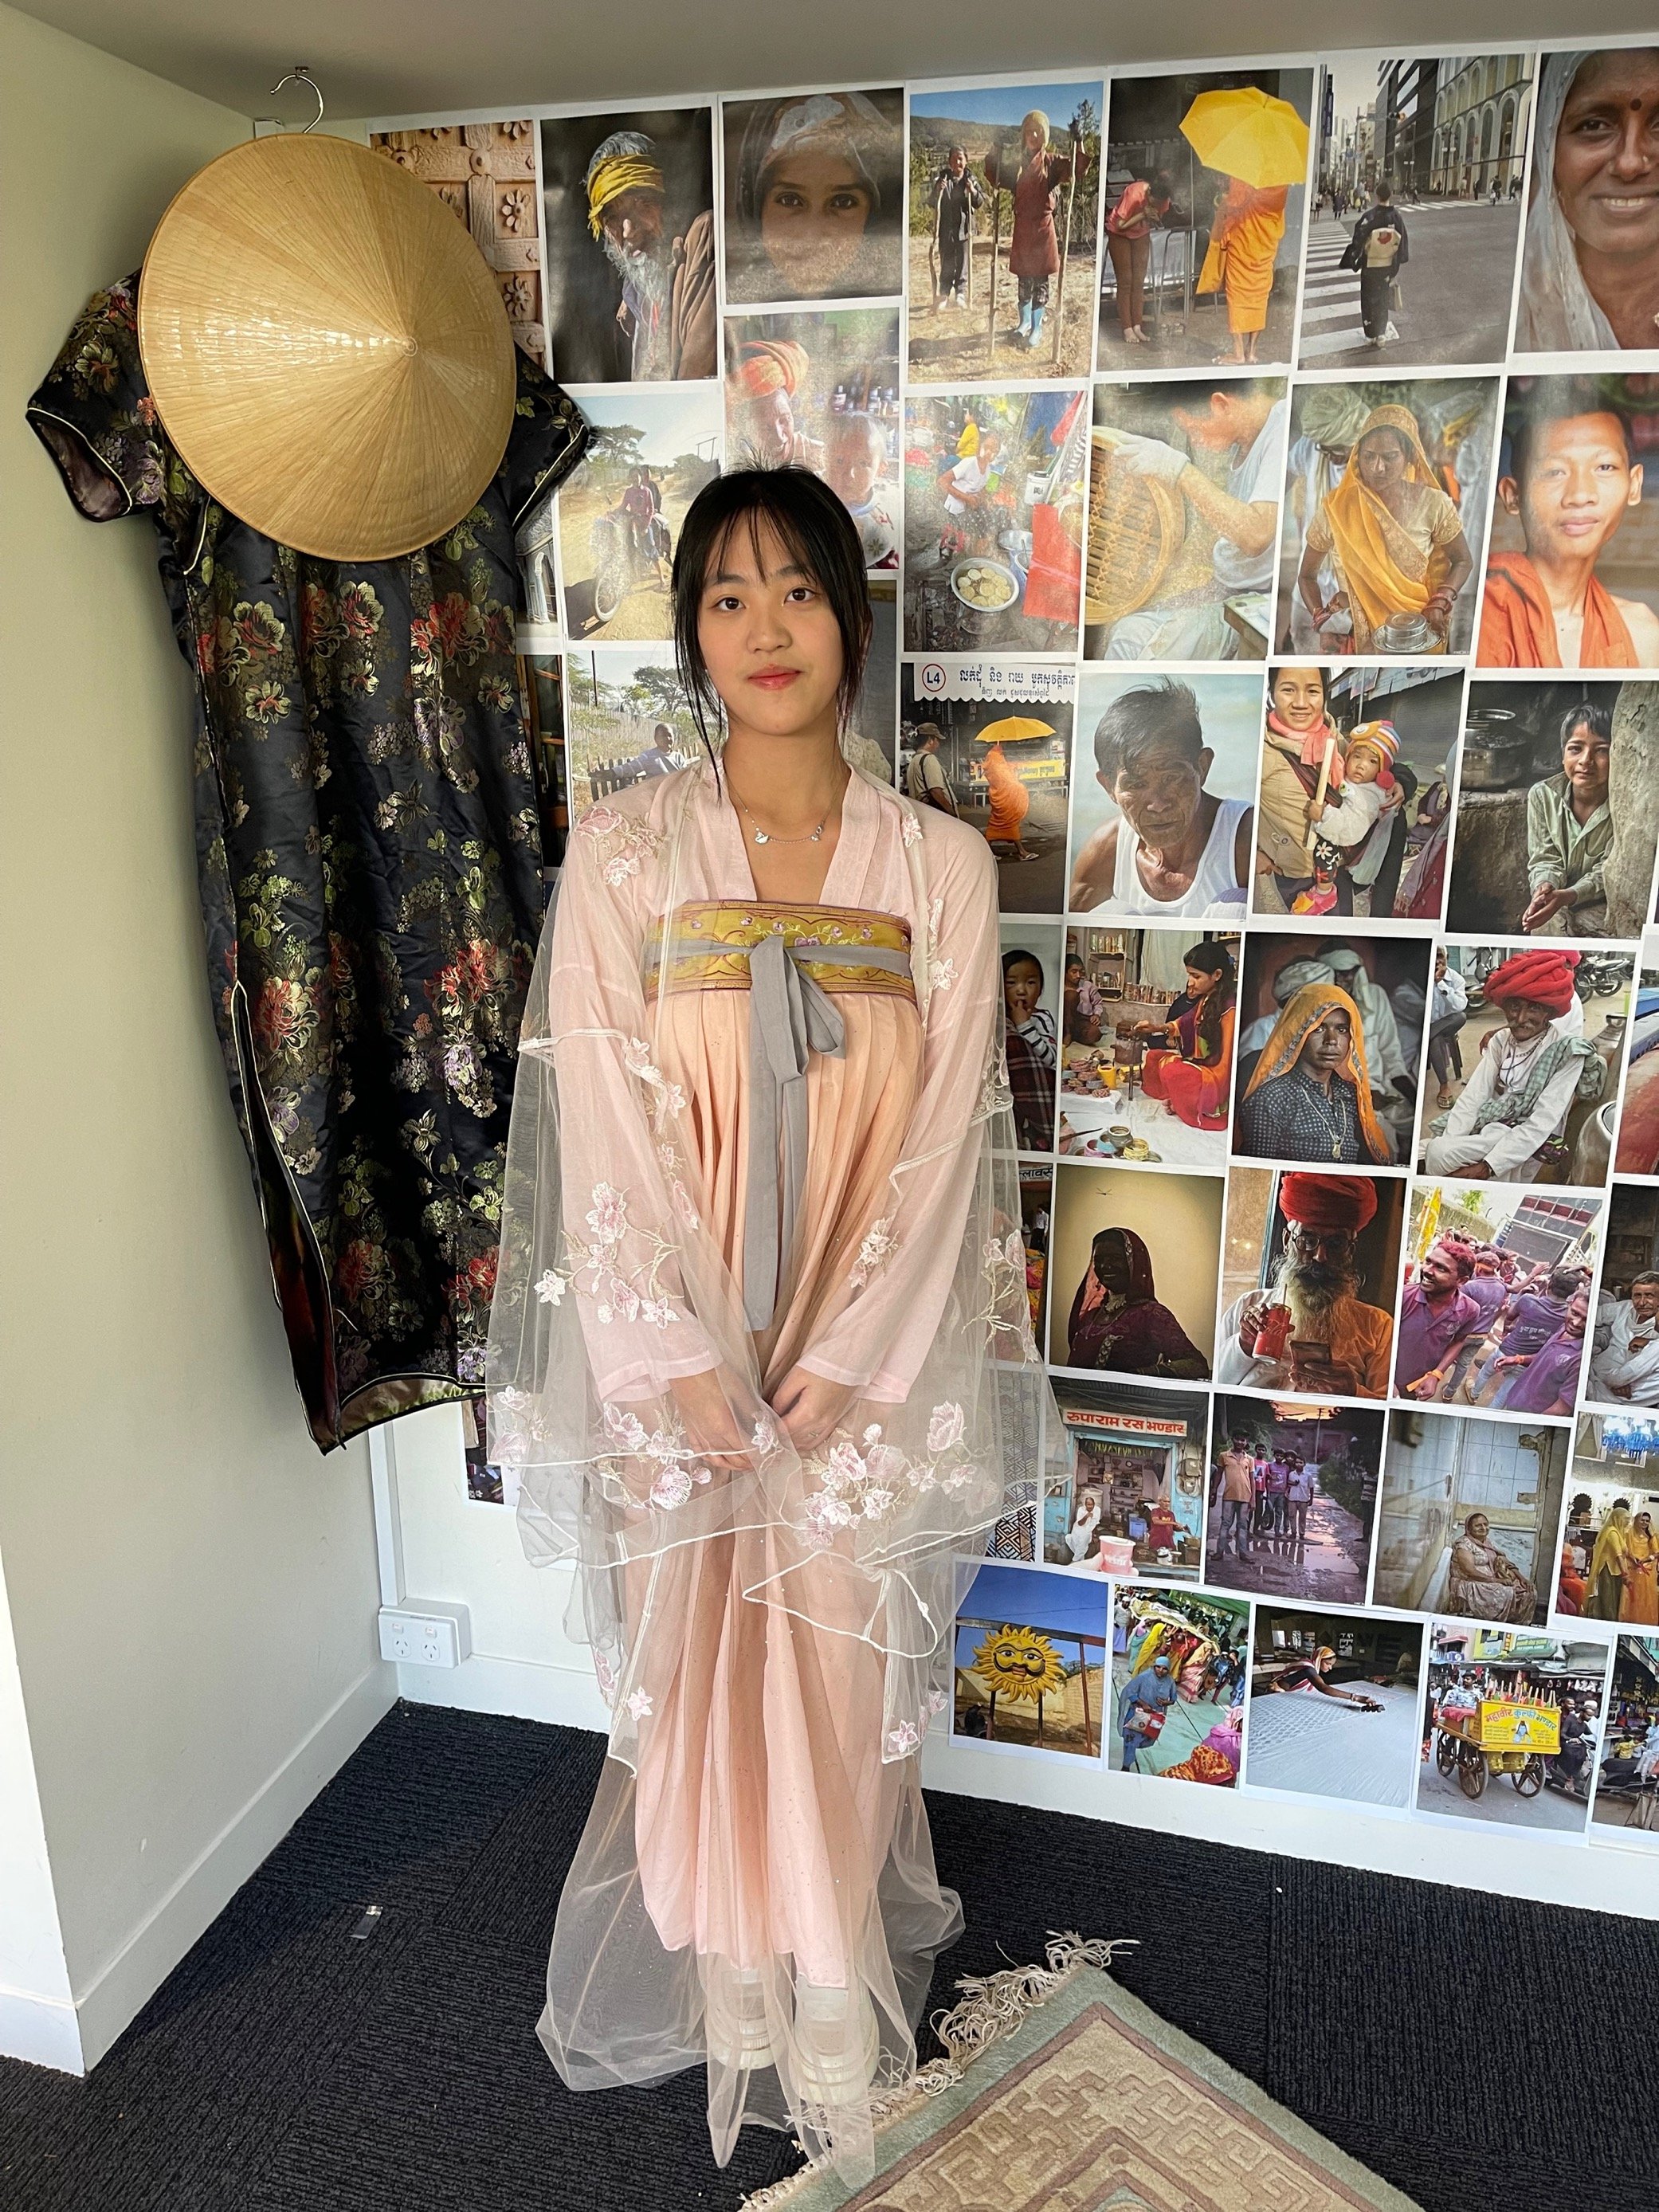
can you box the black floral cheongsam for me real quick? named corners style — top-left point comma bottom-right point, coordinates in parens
top-left (29, 276), bottom-right (589, 1450)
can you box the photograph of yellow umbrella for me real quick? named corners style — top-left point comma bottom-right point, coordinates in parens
top-left (974, 716), bottom-right (1054, 862)
top-left (1181, 86), bottom-right (1312, 366)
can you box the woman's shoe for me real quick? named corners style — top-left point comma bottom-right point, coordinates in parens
top-left (794, 1982), bottom-right (880, 2107)
top-left (705, 1966), bottom-right (779, 2072)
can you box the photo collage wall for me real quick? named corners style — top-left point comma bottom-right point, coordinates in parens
top-left (371, 42), bottom-right (1659, 1855)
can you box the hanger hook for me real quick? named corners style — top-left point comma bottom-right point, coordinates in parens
top-left (270, 65), bottom-right (324, 133)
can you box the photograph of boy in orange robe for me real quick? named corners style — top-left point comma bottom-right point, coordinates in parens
top-left (1480, 381), bottom-right (1659, 669)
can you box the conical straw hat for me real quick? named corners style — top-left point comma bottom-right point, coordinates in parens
top-left (139, 132), bottom-right (516, 560)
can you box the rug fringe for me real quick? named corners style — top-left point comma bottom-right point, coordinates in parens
top-left (738, 1932), bottom-right (1134, 2210)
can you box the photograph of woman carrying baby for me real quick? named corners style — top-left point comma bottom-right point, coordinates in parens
top-left (1252, 661), bottom-right (1464, 920)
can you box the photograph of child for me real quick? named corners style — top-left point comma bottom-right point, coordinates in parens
top-left (908, 83), bottom-right (1101, 383)
top-left (1233, 935), bottom-right (1430, 1167)
top-left (1247, 1607), bottom-right (1423, 1808)
top-left (1112, 1584), bottom-right (1249, 1783)
top-left (898, 663), bottom-right (1074, 913)
top-left (1206, 1398), bottom-right (1382, 1604)
top-left (1275, 377), bottom-right (1498, 657)
top-left (1083, 378), bottom-right (1288, 662)
top-left (1067, 671), bottom-right (1258, 920)
top-left (1414, 942), bottom-right (1625, 1187)
top-left (1042, 1380), bottom-right (1209, 1580)
top-left (952, 1563), bottom-right (1108, 1759)
top-left (1002, 920), bottom-right (1063, 1153)
top-left (1417, 1622), bottom-right (1606, 1834)
top-left (1590, 1634), bottom-right (1659, 1843)
top-left (1478, 375), bottom-right (1659, 669)
top-left (1048, 1164), bottom-right (1221, 1382)
top-left (1373, 1412), bottom-right (1568, 1624)
top-left (1097, 69), bottom-right (1312, 369)
top-left (556, 387), bottom-right (721, 641)
top-left (903, 388), bottom-right (1088, 653)
top-left (1253, 663), bottom-right (1464, 920)
top-left (1515, 49), bottom-right (1659, 355)
top-left (1449, 682), bottom-right (1659, 939)
top-left (1215, 1167), bottom-right (1402, 1401)
top-left (1299, 55), bottom-right (1532, 370)
top-left (724, 309), bottom-right (900, 566)
top-left (539, 108), bottom-right (716, 383)
top-left (1395, 1182), bottom-right (1598, 1413)
top-left (1057, 927), bottom-right (1237, 1170)
top-left (721, 89), bottom-right (904, 305)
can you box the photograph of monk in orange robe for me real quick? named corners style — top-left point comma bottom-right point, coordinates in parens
top-left (1479, 376), bottom-right (1659, 669)
top-left (898, 666), bottom-right (1074, 915)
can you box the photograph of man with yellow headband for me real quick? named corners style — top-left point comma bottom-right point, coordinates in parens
top-left (539, 108), bottom-right (718, 383)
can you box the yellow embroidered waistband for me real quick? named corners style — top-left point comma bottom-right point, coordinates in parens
top-left (644, 902), bottom-right (916, 998)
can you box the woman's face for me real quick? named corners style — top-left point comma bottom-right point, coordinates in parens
top-left (696, 516), bottom-right (845, 739)
top-left (1296, 1006), bottom-right (1351, 1076)
top-left (1467, 1514), bottom-right (1491, 1543)
top-left (1004, 956), bottom-right (1043, 1025)
top-left (1553, 50), bottom-right (1659, 263)
top-left (1023, 120), bottom-right (1046, 156)
top-left (1562, 718), bottom-right (1611, 802)
top-left (1357, 429), bottom-right (1410, 493)
top-left (1092, 1234), bottom-right (1134, 1293)
top-left (760, 150), bottom-right (874, 295)
top-left (1183, 963), bottom-right (1217, 1000)
top-left (1271, 666), bottom-right (1327, 731)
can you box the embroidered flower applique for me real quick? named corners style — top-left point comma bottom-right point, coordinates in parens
top-left (798, 1404), bottom-right (979, 1547)
top-left (598, 1401), bottom-right (716, 1512)
top-left (535, 1181), bottom-right (682, 1331)
top-left (884, 1688), bottom-right (948, 1762)
top-left (900, 810), bottom-right (923, 849)
top-left (848, 1215), bottom-right (897, 1289)
top-left (623, 1688), bottom-right (653, 1720)
top-left (577, 804), bottom-right (667, 884)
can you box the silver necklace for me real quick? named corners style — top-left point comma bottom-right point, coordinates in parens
top-left (730, 782), bottom-right (830, 846)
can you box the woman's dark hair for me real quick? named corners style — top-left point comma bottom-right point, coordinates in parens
top-left (1002, 948), bottom-right (1044, 990)
top-left (671, 466), bottom-right (873, 771)
top-left (1182, 938), bottom-right (1236, 1061)
top-left (1559, 699), bottom-right (1613, 750)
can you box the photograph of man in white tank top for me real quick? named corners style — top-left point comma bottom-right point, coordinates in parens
top-left (1069, 676), bottom-right (1256, 920)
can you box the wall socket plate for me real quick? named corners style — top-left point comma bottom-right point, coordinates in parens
top-left (378, 1601), bottom-right (472, 1669)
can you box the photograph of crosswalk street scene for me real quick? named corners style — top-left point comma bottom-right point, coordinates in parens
top-left (1299, 53), bottom-right (1535, 367)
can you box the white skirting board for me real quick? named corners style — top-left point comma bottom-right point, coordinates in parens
top-left (0, 1664), bottom-right (396, 2075)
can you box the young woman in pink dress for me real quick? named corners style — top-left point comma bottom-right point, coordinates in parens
top-left (488, 469), bottom-right (1049, 2183)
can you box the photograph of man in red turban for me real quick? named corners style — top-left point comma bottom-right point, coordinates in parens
top-left (1422, 947), bottom-right (1605, 1185)
top-left (1215, 1169), bottom-right (1395, 1399)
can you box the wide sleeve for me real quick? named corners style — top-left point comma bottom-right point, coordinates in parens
top-left (543, 810), bottom-right (719, 1401)
top-left (795, 823), bottom-right (1003, 1402)
top-left (500, 348), bottom-right (590, 529)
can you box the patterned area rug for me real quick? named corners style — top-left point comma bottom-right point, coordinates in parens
top-left (743, 1939), bottom-right (1422, 2211)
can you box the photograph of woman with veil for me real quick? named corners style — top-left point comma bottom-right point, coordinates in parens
top-left (486, 465), bottom-right (1054, 2184)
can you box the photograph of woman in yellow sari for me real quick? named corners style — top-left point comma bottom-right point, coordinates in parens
top-left (1292, 404), bottom-right (1476, 656)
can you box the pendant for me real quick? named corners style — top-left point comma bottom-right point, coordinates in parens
top-left (752, 828), bottom-right (770, 844)
top-left (1332, 1139), bottom-right (1342, 1160)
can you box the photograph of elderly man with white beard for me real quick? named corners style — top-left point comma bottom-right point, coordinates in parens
top-left (540, 108), bottom-right (717, 383)
top-left (1215, 1167), bottom-right (1402, 1402)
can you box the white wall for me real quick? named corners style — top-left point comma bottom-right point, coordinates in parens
top-left (0, 1), bottom-right (394, 2071)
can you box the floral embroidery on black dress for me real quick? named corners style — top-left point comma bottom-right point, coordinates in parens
top-left (28, 276), bottom-right (589, 1449)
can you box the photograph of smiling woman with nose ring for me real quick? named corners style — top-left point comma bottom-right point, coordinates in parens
top-left (1516, 48), bottom-right (1659, 355)
top-left (487, 466), bottom-right (1056, 2187)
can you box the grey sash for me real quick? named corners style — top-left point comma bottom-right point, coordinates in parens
top-left (741, 932), bottom-right (913, 1332)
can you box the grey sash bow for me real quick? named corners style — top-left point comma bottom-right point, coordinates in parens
top-left (741, 932), bottom-right (911, 1332)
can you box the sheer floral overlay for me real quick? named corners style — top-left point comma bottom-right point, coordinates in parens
top-left (487, 759), bottom-right (1059, 2179)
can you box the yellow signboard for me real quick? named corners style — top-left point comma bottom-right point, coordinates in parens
top-left (1477, 1700), bottom-right (1560, 1753)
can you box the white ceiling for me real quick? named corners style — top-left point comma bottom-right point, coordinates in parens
top-left (13, 0), bottom-right (1659, 121)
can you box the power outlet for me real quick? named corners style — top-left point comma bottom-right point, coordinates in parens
top-left (378, 1601), bottom-right (471, 1669)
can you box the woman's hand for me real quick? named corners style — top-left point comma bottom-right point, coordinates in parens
top-left (770, 1367), bottom-right (858, 1457)
top-left (669, 1367), bottom-right (758, 1474)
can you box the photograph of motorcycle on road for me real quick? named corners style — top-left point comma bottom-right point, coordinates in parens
top-left (557, 386), bottom-right (722, 641)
